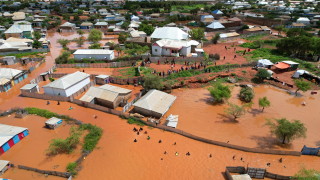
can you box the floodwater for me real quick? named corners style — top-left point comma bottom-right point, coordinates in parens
top-left (0, 115), bottom-right (80, 180)
top-left (167, 85), bottom-right (320, 151)
top-left (0, 31), bottom-right (319, 179)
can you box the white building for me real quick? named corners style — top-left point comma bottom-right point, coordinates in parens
top-left (150, 27), bottom-right (189, 41)
top-left (73, 49), bottom-right (115, 60)
top-left (43, 71), bottom-right (90, 97)
top-left (152, 39), bottom-right (199, 57)
top-left (296, 17), bottom-right (310, 25)
top-left (206, 21), bottom-right (225, 31)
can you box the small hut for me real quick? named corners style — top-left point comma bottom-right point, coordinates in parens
top-left (45, 117), bottom-right (63, 129)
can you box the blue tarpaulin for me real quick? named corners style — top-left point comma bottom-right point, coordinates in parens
top-left (301, 145), bottom-right (320, 155)
top-left (23, 130), bottom-right (29, 137)
top-left (2, 143), bottom-right (10, 152)
top-left (12, 135), bottom-right (20, 144)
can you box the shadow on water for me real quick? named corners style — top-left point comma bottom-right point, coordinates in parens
top-left (216, 113), bottom-right (239, 123)
top-left (250, 135), bottom-right (293, 149)
top-left (248, 108), bottom-right (263, 117)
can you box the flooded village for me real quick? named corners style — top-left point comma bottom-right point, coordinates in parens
top-left (0, 0), bottom-right (320, 180)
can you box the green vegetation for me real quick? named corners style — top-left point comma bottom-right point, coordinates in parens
top-left (124, 43), bottom-right (149, 56)
top-left (33, 31), bottom-right (42, 40)
top-left (258, 97), bottom-right (270, 112)
top-left (118, 33), bottom-right (128, 44)
top-left (293, 167), bottom-right (320, 179)
top-left (143, 74), bottom-right (164, 91)
top-left (239, 41), bottom-right (262, 49)
top-left (88, 29), bottom-right (103, 43)
top-left (32, 40), bottom-right (42, 49)
top-left (208, 82), bottom-right (231, 103)
top-left (55, 51), bottom-right (71, 64)
top-left (79, 124), bottom-right (103, 152)
top-left (244, 34), bottom-right (267, 41)
top-left (75, 37), bottom-right (85, 47)
top-left (127, 117), bottom-right (146, 126)
top-left (189, 28), bottom-right (205, 41)
top-left (57, 39), bottom-right (71, 49)
top-left (255, 68), bottom-right (271, 82)
top-left (239, 87), bottom-right (254, 103)
top-left (212, 33), bottom-right (220, 44)
top-left (225, 103), bottom-right (246, 122)
top-left (24, 107), bottom-right (74, 122)
top-left (171, 4), bottom-right (205, 12)
top-left (166, 69), bottom-right (202, 80)
top-left (88, 43), bottom-right (101, 49)
top-left (266, 118), bottom-right (307, 144)
top-left (118, 67), bottom-right (153, 78)
top-left (0, 52), bottom-right (46, 58)
top-left (66, 162), bottom-right (78, 176)
top-left (138, 23), bottom-right (155, 36)
top-left (48, 127), bottom-right (82, 155)
top-left (294, 80), bottom-right (311, 96)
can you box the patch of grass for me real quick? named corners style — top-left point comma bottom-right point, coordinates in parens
top-left (79, 124), bottom-right (103, 152)
top-left (127, 117), bottom-right (146, 126)
top-left (47, 127), bottom-right (82, 155)
top-left (239, 42), bottom-right (260, 49)
top-left (171, 4), bottom-right (205, 12)
top-left (24, 107), bottom-right (74, 122)
top-left (118, 67), bottom-right (153, 78)
top-left (66, 162), bottom-right (78, 176)
top-left (0, 52), bottom-right (46, 58)
top-left (165, 70), bottom-right (202, 80)
top-left (244, 34), bottom-right (267, 41)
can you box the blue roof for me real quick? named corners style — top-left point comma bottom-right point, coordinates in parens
top-left (212, 10), bottom-right (223, 14)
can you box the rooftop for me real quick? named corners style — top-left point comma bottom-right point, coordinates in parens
top-left (43, 71), bottom-right (90, 90)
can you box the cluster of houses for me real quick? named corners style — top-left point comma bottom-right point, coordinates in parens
top-left (0, 68), bottom-right (27, 92)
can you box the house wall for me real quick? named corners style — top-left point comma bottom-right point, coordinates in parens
top-left (152, 45), bottom-right (162, 56)
top-left (5, 33), bottom-right (22, 39)
top-left (180, 46), bottom-right (191, 56)
top-left (44, 77), bottom-right (90, 97)
top-left (133, 106), bottom-right (162, 119)
top-left (74, 52), bottom-right (114, 60)
top-left (162, 48), bottom-right (172, 56)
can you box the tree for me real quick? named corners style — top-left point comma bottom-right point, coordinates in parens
top-left (55, 51), bottom-right (70, 64)
top-left (77, 29), bottom-right (84, 37)
top-left (266, 118), bottom-right (306, 144)
top-left (258, 96), bottom-right (270, 112)
top-left (57, 39), bottom-right (70, 49)
top-left (225, 103), bottom-right (246, 122)
top-left (88, 43), bottom-right (101, 49)
top-left (118, 32), bottom-right (128, 44)
top-left (88, 29), bottom-right (102, 43)
top-left (138, 23), bottom-right (155, 36)
top-left (75, 37), bottom-right (85, 47)
top-left (189, 28), bottom-right (205, 41)
top-left (255, 69), bottom-right (271, 81)
top-left (286, 28), bottom-right (310, 37)
top-left (142, 74), bottom-right (163, 91)
top-left (293, 168), bottom-right (320, 179)
top-left (33, 31), bottom-right (41, 40)
top-left (239, 87), bottom-right (254, 103)
top-left (274, 25), bottom-right (285, 36)
top-left (32, 40), bottom-right (42, 49)
top-left (294, 80), bottom-right (311, 96)
top-left (208, 82), bottom-right (231, 103)
top-left (211, 33), bottom-right (220, 44)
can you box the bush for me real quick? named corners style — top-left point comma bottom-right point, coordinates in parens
top-left (239, 87), bottom-right (254, 102)
top-left (208, 82), bottom-right (231, 103)
top-left (49, 77), bottom-right (55, 82)
top-left (143, 74), bottom-right (164, 91)
top-left (66, 162), bottom-right (78, 176)
top-left (79, 124), bottom-right (103, 152)
top-left (127, 117), bottom-right (146, 126)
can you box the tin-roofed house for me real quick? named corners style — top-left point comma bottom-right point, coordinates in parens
top-left (43, 71), bottom-right (90, 97)
top-left (73, 49), bottom-right (115, 61)
top-left (80, 84), bottom-right (132, 109)
top-left (45, 117), bottom-right (63, 129)
top-left (20, 84), bottom-right (39, 95)
top-left (0, 124), bottom-right (29, 155)
top-left (94, 21), bottom-right (108, 30)
top-left (133, 89), bottom-right (176, 118)
top-left (80, 22), bottom-right (93, 29)
top-left (0, 68), bottom-right (27, 92)
top-left (59, 22), bottom-right (76, 32)
top-left (95, 75), bottom-right (110, 85)
top-left (4, 21), bottom-right (33, 39)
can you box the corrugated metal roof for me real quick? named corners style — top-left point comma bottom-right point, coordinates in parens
top-left (155, 39), bottom-right (198, 49)
top-left (80, 22), bottom-right (93, 26)
top-left (206, 21), bottom-right (225, 29)
top-left (80, 84), bottom-right (131, 102)
top-left (0, 160), bottom-right (9, 171)
top-left (46, 117), bottom-right (62, 125)
top-left (73, 49), bottom-right (113, 55)
top-left (133, 89), bottom-right (176, 116)
top-left (0, 124), bottom-right (27, 147)
top-left (95, 22), bottom-right (108, 26)
top-left (60, 22), bottom-right (76, 27)
top-left (0, 68), bottom-right (22, 80)
top-left (151, 27), bottom-right (189, 40)
top-left (43, 71), bottom-right (90, 89)
top-left (20, 84), bottom-right (37, 90)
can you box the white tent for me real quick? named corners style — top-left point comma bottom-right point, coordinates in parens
top-left (257, 59), bottom-right (274, 68)
top-left (206, 21), bottom-right (225, 29)
top-left (166, 114), bottom-right (179, 128)
top-left (292, 70), bottom-right (308, 78)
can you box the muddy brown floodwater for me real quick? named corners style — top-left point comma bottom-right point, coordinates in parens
top-left (0, 34), bottom-right (319, 180)
top-left (167, 85), bottom-right (320, 151)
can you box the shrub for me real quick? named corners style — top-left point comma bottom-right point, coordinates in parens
top-left (66, 162), bottom-right (78, 176)
top-left (208, 82), bottom-right (231, 103)
top-left (239, 87), bottom-right (254, 102)
top-left (79, 124), bottom-right (103, 152)
top-left (49, 77), bottom-right (55, 82)
top-left (127, 117), bottom-right (146, 126)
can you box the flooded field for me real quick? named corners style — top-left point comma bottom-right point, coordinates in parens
top-left (0, 115), bottom-right (80, 180)
top-left (166, 85), bottom-right (320, 151)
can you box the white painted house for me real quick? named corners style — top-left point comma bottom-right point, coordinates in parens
top-left (296, 17), bottom-right (310, 25)
top-left (43, 71), bottom-right (90, 97)
top-left (150, 27), bottom-right (189, 41)
top-left (73, 49), bottom-right (115, 61)
top-left (152, 39), bottom-right (199, 57)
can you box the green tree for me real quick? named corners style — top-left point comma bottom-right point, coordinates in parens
top-left (294, 80), bottom-right (311, 96)
top-left (75, 37), bottom-right (85, 47)
top-left (142, 74), bottom-right (163, 91)
top-left (57, 39), bottom-right (70, 49)
top-left (118, 32), bottom-right (128, 44)
top-left (293, 167), bottom-right (320, 180)
top-left (255, 69), bottom-right (271, 81)
top-left (88, 29), bottom-right (102, 43)
top-left (88, 43), bottom-right (101, 49)
top-left (208, 82), bottom-right (231, 103)
top-left (55, 51), bottom-right (71, 64)
top-left (266, 118), bottom-right (307, 144)
top-left (138, 23), bottom-right (155, 36)
top-left (77, 29), bottom-right (84, 37)
top-left (189, 28), bottom-right (205, 41)
top-left (286, 28), bottom-right (310, 37)
top-left (258, 96), bottom-right (270, 112)
top-left (239, 87), bottom-right (254, 103)
top-left (225, 103), bottom-right (246, 122)
top-left (33, 31), bottom-right (41, 40)
top-left (274, 25), bottom-right (285, 36)
top-left (32, 40), bottom-right (42, 49)
top-left (212, 33), bottom-right (220, 44)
